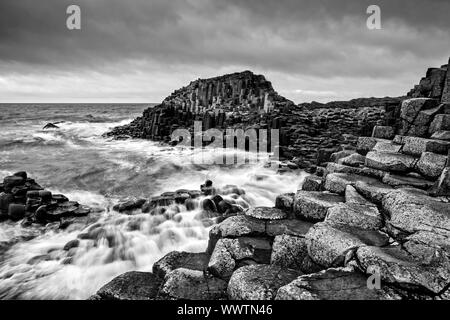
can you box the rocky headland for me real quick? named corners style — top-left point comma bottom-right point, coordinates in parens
top-left (91, 57), bottom-right (450, 300)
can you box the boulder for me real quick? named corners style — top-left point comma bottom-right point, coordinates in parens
top-left (305, 222), bottom-right (389, 268)
top-left (356, 246), bottom-right (450, 295)
top-left (43, 123), bottom-right (59, 130)
top-left (245, 207), bottom-right (288, 220)
top-left (227, 265), bottom-right (301, 300)
top-left (152, 251), bottom-right (210, 279)
top-left (0, 192), bottom-right (14, 217)
top-left (354, 180), bottom-right (393, 205)
top-left (208, 237), bottom-right (272, 279)
top-left (416, 152), bottom-right (447, 179)
top-left (324, 173), bottom-right (379, 195)
top-left (399, 98), bottom-right (439, 127)
top-left (325, 203), bottom-right (383, 230)
top-left (357, 137), bottom-right (390, 155)
top-left (265, 219), bottom-right (314, 237)
top-left (338, 154), bottom-right (366, 167)
top-left (276, 267), bottom-right (400, 300)
top-left (293, 191), bottom-right (344, 222)
top-left (270, 235), bottom-right (308, 270)
top-left (93, 271), bottom-right (161, 300)
top-left (8, 204), bottom-right (26, 220)
top-left (372, 141), bottom-right (402, 153)
top-left (402, 136), bottom-right (450, 156)
top-left (372, 126), bottom-right (395, 139)
top-left (158, 268), bottom-right (227, 300)
top-left (365, 151), bottom-right (417, 173)
top-left (302, 175), bottom-right (323, 191)
top-left (330, 150), bottom-right (355, 163)
top-left (430, 167), bottom-right (450, 196)
top-left (275, 193), bottom-right (294, 213)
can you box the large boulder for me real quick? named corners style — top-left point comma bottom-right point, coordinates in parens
top-left (357, 137), bottom-right (390, 155)
top-left (344, 185), bottom-right (374, 206)
top-left (382, 173), bottom-right (434, 190)
top-left (302, 175), bottom-right (323, 191)
top-left (293, 191), bottom-right (344, 222)
top-left (324, 173), bottom-right (379, 195)
top-left (270, 235), bottom-right (309, 271)
top-left (429, 114), bottom-right (450, 134)
top-left (338, 154), bottom-right (366, 167)
top-left (93, 272), bottom-right (161, 300)
top-left (227, 265), bottom-right (301, 300)
top-left (373, 141), bottom-right (402, 153)
top-left (399, 98), bottom-right (440, 135)
top-left (305, 222), bottom-right (389, 268)
top-left (356, 246), bottom-right (450, 295)
top-left (158, 268), bottom-right (227, 300)
top-left (208, 237), bottom-right (272, 279)
top-left (416, 152), bottom-right (447, 179)
top-left (365, 151), bottom-right (417, 173)
top-left (265, 219), bottom-right (314, 238)
top-left (354, 180), bottom-right (393, 205)
top-left (325, 203), bottom-right (383, 230)
top-left (152, 251), bottom-right (210, 278)
top-left (372, 126), bottom-right (395, 139)
top-left (276, 267), bottom-right (400, 300)
top-left (275, 193), bottom-right (294, 213)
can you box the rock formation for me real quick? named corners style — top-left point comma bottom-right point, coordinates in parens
top-left (94, 57), bottom-right (450, 300)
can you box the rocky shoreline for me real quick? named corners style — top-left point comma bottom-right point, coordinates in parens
top-left (88, 58), bottom-right (450, 300)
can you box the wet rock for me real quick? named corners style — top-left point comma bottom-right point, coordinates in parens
top-left (208, 237), bottom-right (272, 279)
top-left (356, 246), bottom-right (450, 295)
top-left (293, 191), bottom-right (344, 222)
top-left (158, 268), bottom-right (227, 300)
top-left (302, 175), bottom-right (323, 191)
top-left (275, 193), bottom-right (294, 213)
top-left (365, 151), bottom-right (417, 173)
top-left (305, 222), bottom-right (389, 268)
top-left (207, 215), bottom-right (266, 254)
top-left (63, 239), bottom-right (80, 251)
top-left (227, 265), bottom-right (301, 300)
top-left (8, 204), bottom-right (26, 220)
top-left (3, 176), bottom-right (25, 190)
top-left (325, 203), bottom-right (383, 230)
top-left (152, 251), bottom-right (210, 279)
top-left (245, 207), bottom-right (287, 220)
top-left (94, 271), bottom-right (161, 300)
top-left (113, 198), bottom-right (146, 213)
top-left (0, 192), bottom-right (14, 218)
top-left (43, 123), bottom-right (59, 130)
top-left (276, 267), bottom-right (400, 300)
top-left (416, 152), bottom-right (447, 179)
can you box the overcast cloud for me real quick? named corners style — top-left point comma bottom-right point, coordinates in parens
top-left (0, 0), bottom-right (449, 103)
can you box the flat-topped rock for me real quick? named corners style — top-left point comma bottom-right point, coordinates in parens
top-left (382, 173), bottom-right (434, 190)
top-left (245, 207), bottom-right (288, 220)
top-left (302, 175), bottom-right (323, 191)
top-left (158, 268), bottom-right (228, 300)
top-left (382, 189), bottom-right (450, 236)
top-left (293, 191), bottom-right (344, 222)
top-left (305, 222), bottom-right (390, 268)
top-left (276, 267), bottom-right (400, 300)
top-left (152, 251), bottom-right (210, 279)
top-left (208, 237), bottom-right (272, 279)
top-left (275, 193), bottom-right (294, 212)
top-left (372, 141), bottom-right (402, 153)
top-left (400, 98), bottom-right (440, 124)
top-left (431, 130), bottom-right (450, 141)
top-left (372, 126), bottom-right (395, 139)
top-left (365, 151), bottom-right (417, 173)
top-left (325, 203), bottom-right (383, 230)
top-left (354, 179), bottom-right (393, 204)
top-left (429, 114), bottom-right (450, 134)
top-left (265, 218), bottom-right (314, 237)
top-left (416, 152), bottom-right (447, 179)
top-left (324, 173), bottom-right (379, 195)
top-left (338, 153), bottom-right (366, 167)
top-left (227, 265), bottom-right (301, 300)
top-left (402, 136), bottom-right (450, 156)
top-left (356, 246), bottom-right (450, 295)
top-left (357, 137), bottom-right (390, 154)
top-left (93, 272), bottom-right (162, 300)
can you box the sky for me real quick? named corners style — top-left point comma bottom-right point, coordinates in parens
top-left (0, 0), bottom-right (449, 104)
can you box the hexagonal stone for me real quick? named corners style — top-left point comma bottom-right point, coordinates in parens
top-left (354, 180), bottom-right (393, 204)
top-left (416, 152), bottom-right (447, 179)
top-left (324, 173), bottom-right (379, 195)
top-left (402, 136), bottom-right (450, 156)
top-left (429, 114), bottom-right (450, 134)
top-left (365, 151), bottom-right (417, 173)
top-left (372, 141), bottom-right (402, 153)
top-left (293, 191), bottom-right (344, 222)
top-left (245, 207), bottom-right (288, 220)
top-left (356, 246), bottom-right (450, 294)
top-left (372, 126), bottom-right (395, 139)
top-left (152, 251), bottom-right (210, 278)
top-left (227, 265), bottom-right (301, 300)
top-left (344, 185), bottom-right (374, 206)
top-left (276, 267), bottom-right (400, 300)
top-left (357, 137), bottom-right (390, 154)
top-left (275, 193), bottom-right (294, 212)
top-left (305, 222), bottom-right (389, 268)
top-left (270, 235), bottom-right (308, 270)
top-left (400, 98), bottom-right (439, 123)
top-left (325, 203), bottom-right (383, 230)
top-left (93, 272), bottom-right (161, 300)
top-left (302, 175), bottom-right (323, 191)
top-left (265, 219), bottom-right (314, 237)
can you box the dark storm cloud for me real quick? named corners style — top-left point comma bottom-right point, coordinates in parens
top-left (0, 0), bottom-right (449, 102)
